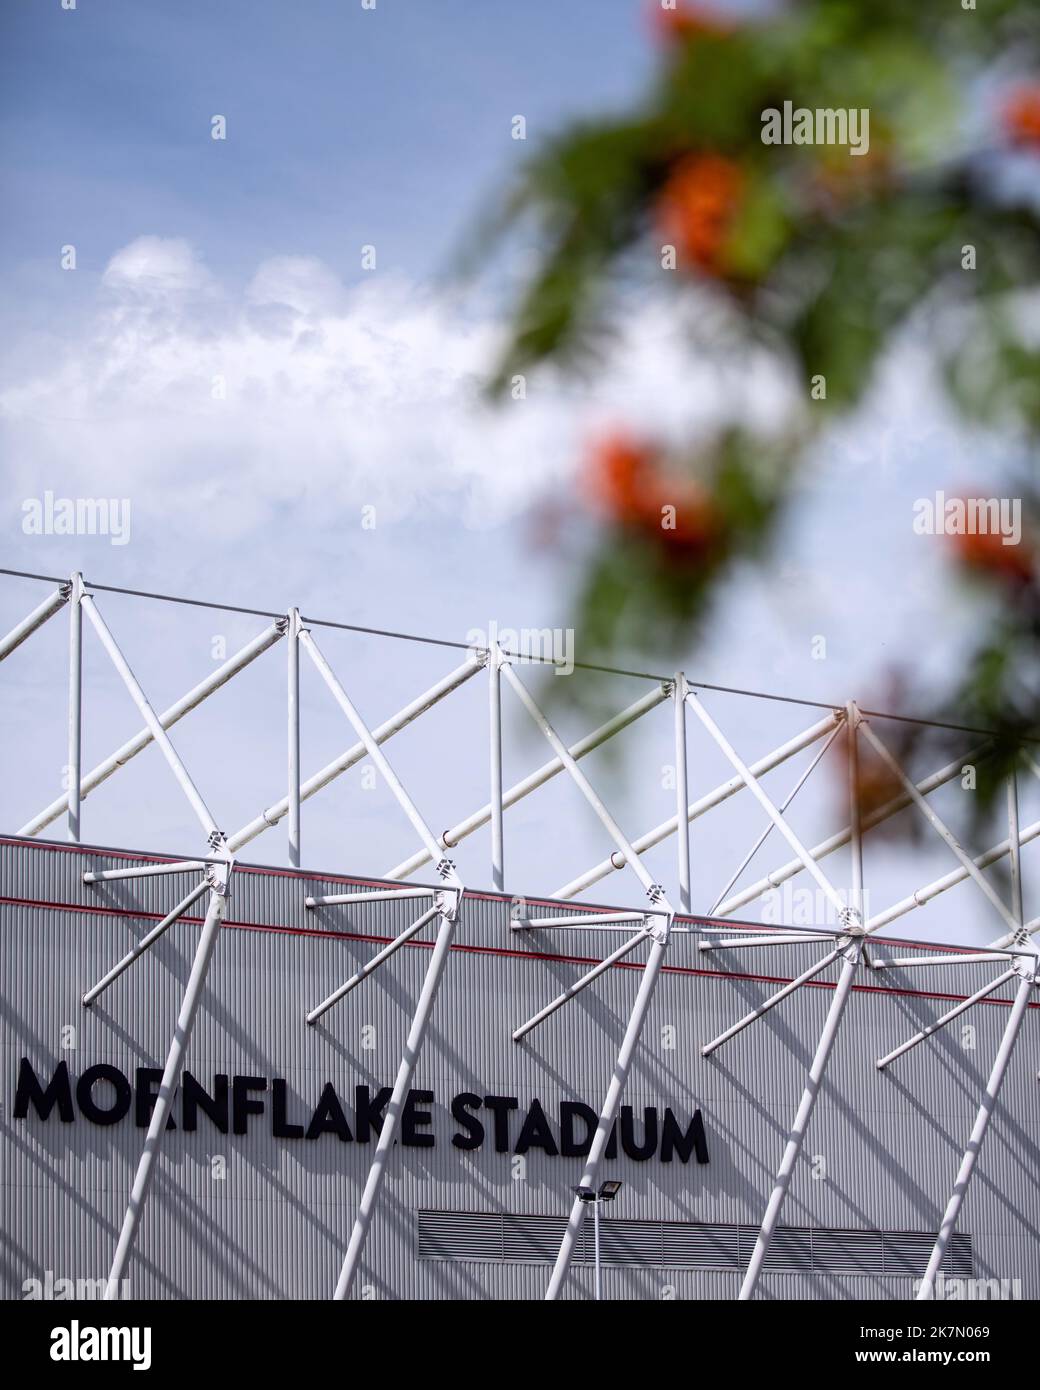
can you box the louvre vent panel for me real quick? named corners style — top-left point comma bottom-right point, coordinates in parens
top-left (417, 1210), bottom-right (973, 1277)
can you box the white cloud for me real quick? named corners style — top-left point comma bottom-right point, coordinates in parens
top-left (102, 235), bottom-right (215, 298)
top-left (1, 237), bottom-right (799, 544)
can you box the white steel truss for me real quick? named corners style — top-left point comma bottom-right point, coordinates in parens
top-left (0, 569), bottom-right (1036, 1302)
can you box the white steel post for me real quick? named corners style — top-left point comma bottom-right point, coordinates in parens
top-left (916, 972), bottom-right (1034, 1299)
top-left (288, 608), bottom-right (302, 868)
top-left (738, 939), bottom-right (862, 1301)
top-left (105, 881), bottom-right (229, 1297)
top-left (674, 675), bottom-right (691, 913)
top-left (333, 894), bottom-right (460, 1299)
top-left (545, 921), bottom-right (671, 1300)
top-left (593, 1198), bottom-right (601, 1301)
top-left (846, 703), bottom-right (863, 926)
top-left (489, 644), bottom-right (504, 892)
top-left (917, 764), bottom-right (1034, 1298)
top-left (67, 573), bottom-right (83, 842)
top-left (1008, 768), bottom-right (1025, 932)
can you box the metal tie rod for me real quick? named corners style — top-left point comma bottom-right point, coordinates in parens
top-left (872, 951), bottom-right (1023, 971)
top-left (307, 906), bottom-right (440, 1025)
top-left (554, 710), bottom-right (843, 901)
top-left (512, 912), bottom-right (648, 931)
top-left (699, 932), bottom-right (836, 951)
top-left (84, 859), bottom-right (217, 884)
top-left (512, 928), bottom-right (652, 1042)
top-left (876, 969), bottom-right (1018, 1070)
top-left (306, 887), bottom-right (437, 908)
top-left (701, 946), bottom-right (845, 1057)
top-left (0, 584), bottom-right (68, 663)
top-left (385, 684), bottom-right (670, 881)
top-left (713, 742), bottom-right (990, 921)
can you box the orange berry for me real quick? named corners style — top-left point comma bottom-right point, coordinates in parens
top-left (648, 1), bottom-right (732, 45)
top-left (656, 154), bottom-right (745, 275)
top-left (950, 528), bottom-right (1034, 585)
top-left (1003, 85), bottom-right (1040, 148)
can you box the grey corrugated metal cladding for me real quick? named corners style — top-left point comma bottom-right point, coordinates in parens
top-left (1, 838), bottom-right (1037, 1300)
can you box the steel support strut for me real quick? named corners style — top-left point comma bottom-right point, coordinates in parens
top-left (307, 905), bottom-right (440, 1024)
top-left (738, 938), bottom-right (863, 1300)
top-left (684, 691), bottom-right (850, 920)
top-left (67, 573), bottom-right (83, 841)
top-left (288, 608), bottom-right (302, 867)
top-left (916, 971), bottom-right (1035, 1299)
top-left (0, 584), bottom-right (68, 663)
top-left (489, 644), bottom-right (505, 892)
top-left (80, 594), bottom-right (220, 840)
top-left (674, 674), bottom-right (691, 913)
top-left (875, 969), bottom-right (1018, 1070)
top-left (105, 861), bottom-right (233, 1298)
top-left (334, 890), bottom-right (461, 1299)
top-left (544, 918), bottom-right (672, 1300)
top-left (387, 684), bottom-right (671, 883)
top-left (914, 769), bottom-right (1037, 1298)
top-left (555, 711), bottom-right (843, 901)
top-left (81, 657), bottom-right (479, 1004)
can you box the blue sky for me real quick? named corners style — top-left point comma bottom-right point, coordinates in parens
top-left (0, 0), bottom-right (1036, 946)
top-left (1, 1), bottom-right (653, 294)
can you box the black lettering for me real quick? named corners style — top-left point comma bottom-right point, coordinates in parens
top-left (450, 1092), bottom-right (484, 1150)
top-left (76, 1064), bottom-right (132, 1126)
top-left (620, 1105), bottom-right (657, 1160)
top-left (271, 1078), bottom-right (304, 1139)
top-left (514, 1098), bottom-right (558, 1155)
top-left (232, 1075), bottom-right (267, 1135)
top-left (13, 1058), bottom-right (74, 1122)
top-left (482, 1095), bottom-right (518, 1153)
top-left (182, 1072), bottom-right (229, 1133)
top-left (660, 1108), bottom-right (709, 1164)
top-left (354, 1085), bottom-right (392, 1142)
top-left (560, 1101), bottom-right (596, 1158)
top-left (402, 1089), bottom-right (435, 1148)
top-left (306, 1082), bottom-right (353, 1141)
top-left (135, 1068), bottom-right (175, 1130)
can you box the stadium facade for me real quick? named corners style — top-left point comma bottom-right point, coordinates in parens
top-left (3, 835), bottom-right (1037, 1301)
